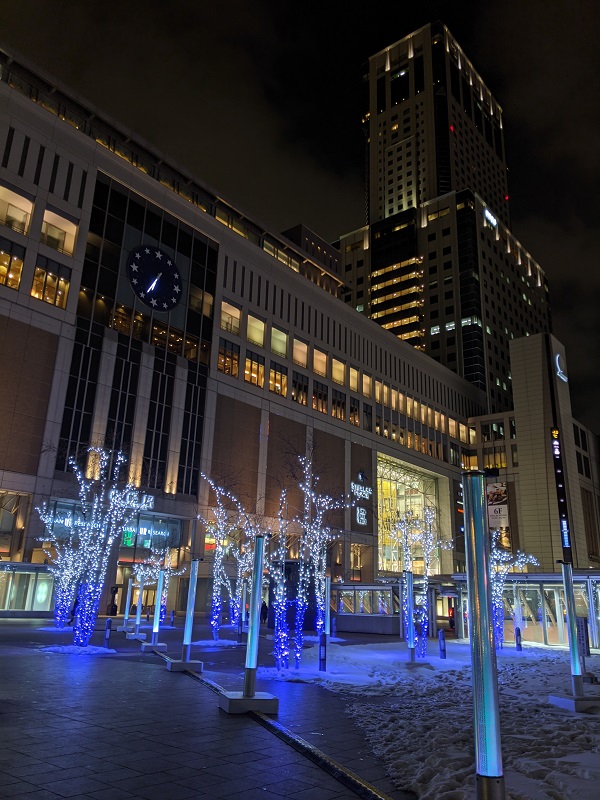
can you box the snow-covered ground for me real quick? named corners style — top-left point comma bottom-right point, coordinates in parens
top-left (258, 639), bottom-right (600, 800)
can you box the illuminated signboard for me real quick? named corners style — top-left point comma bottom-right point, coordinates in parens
top-left (550, 428), bottom-right (572, 558)
top-left (484, 208), bottom-right (498, 227)
top-left (555, 354), bottom-right (568, 383)
top-left (351, 473), bottom-right (372, 527)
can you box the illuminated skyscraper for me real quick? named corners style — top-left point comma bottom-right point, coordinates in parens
top-left (342, 22), bottom-right (552, 413)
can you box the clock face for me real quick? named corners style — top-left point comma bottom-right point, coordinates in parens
top-left (126, 246), bottom-right (182, 311)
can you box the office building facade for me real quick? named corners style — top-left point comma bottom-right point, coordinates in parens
top-left (343, 22), bottom-right (552, 412)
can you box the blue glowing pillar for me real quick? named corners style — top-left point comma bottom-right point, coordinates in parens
top-left (319, 576), bottom-right (332, 672)
top-left (561, 561), bottom-right (583, 697)
top-left (405, 570), bottom-right (416, 662)
top-left (151, 570), bottom-right (165, 646)
top-left (324, 576), bottom-right (331, 635)
top-left (463, 471), bottom-right (505, 800)
top-left (243, 534), bottom-right (265, 697)
top-left (134, 577), bottom-right (145, 635)
top-left (182, 559), bottom-right (199, 662)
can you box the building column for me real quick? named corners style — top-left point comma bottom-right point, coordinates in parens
top-left (128, 346), bottom-right (154, 486)
top-left (255, 406), bottom-right (270, 516)
top-left (164, 363), bottom-right (189, 495)
top-left (343, 438), bottom-right (352, 582)
top-left (88, 332), bottom-right (118, 449)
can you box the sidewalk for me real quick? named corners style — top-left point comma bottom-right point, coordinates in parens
top-left (0, 619), bottom-right (415, 800)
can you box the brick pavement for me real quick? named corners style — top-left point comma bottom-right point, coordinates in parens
top-left (0, 620), bottom-right (415, 800)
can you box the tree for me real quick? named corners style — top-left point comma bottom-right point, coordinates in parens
top-left (268, 490), bottom-right (293, 670)
top-left (38, 448), bottom-right (152, 646)
top-left (490, 529), bottom-right (539, 648)
top-left (37, 505), bottom-right (85, 629)
top-left (199, 473), bottom-right (244, 641)
top-left (293, 453), bottom-right (347, 667)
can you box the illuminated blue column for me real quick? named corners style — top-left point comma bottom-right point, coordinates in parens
top-left (405, 571), bottom-right (416, 662)
top-left (319, 576), bottom-right (332, 672)
top-left (151, 570), bottom-right (165, 646)
top-left (463, 471), bottom-right (505, 800)
top-left (561, 562), bottom-right (583, 697)
top-left (243, 534), bottom-right (265, 698)
top-left (182, 559), bottom-right (199, 662)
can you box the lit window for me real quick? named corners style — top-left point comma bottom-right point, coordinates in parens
top-left (244, 351), bottom-right (265, 388)
top-left (293, 338), bottom-right (308, 367)
top-left (41, 210), bottom-right (77, 255)
top-left (30, 257), bottom-right (70, 308)
top-left (271, 326), bottom-right (288, 357)
top-left (349, 367), bottom-right (359, 392)
top-left (331, 358), bottom-right (345, 385)
top-left (0, 185), bottom-right (33, 234)
top-left (362, 374), bottom-right (372, 397)
top-left (220, 300), bottom-right (240, 334)
top-left (247, 314), bottom-right (265, 347)
top-left (313, 348), bottom-right (327, 376)
top-left (0, 238), bottom-right (24, 290)
top-left (269, 361), bottom-right (288, 396)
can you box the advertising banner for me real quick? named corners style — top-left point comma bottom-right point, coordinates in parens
top-left (486, 482), bottom-right (509, 529)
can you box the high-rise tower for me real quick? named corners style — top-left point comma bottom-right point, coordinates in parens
top-left (366, 21), bottom-right (509, 227)
top-left (341, 22), bottom-right (552, 413)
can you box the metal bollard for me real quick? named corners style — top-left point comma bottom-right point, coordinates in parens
top-left (331, 617), bottom-right (337, 639)
top-left (104, 618), bottom-right (112, 648)
top-left (439, 628), bottom-right (447, 659)
top-left (515, 626), bottom-right (522, 651)
top-left (170, 610), bottom-right (175, 626)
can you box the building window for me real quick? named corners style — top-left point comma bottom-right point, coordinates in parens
top-left (362, 374), bottom-right (372, 397)
top-left (331, 358), bottom-right (345, 385)
top-left (293, 338), bottom-right (308, 367)
top-left (331, 388), bottom-right (346, 421)
top-left (292, 371), bottom-right (308, 406)
top-left (244, 350), bottom-right (265, 388)
top-left (41, 210), bottom-right (77, 255)
top-left (313, 347), bottom-right (327, 376)
top-left (189, 285), bottom-right (214, 317)
top-left (363, 403), bottom-right (372, 432)
top-left (269, 361), bottom-right (288, 396)
top-left (271, 326), bottom-right (288, 357)
top-left (220, 300), bottom-right (240, 334)
top-left (247, 314), bottom-right (265, 346)
top-left (349, 397), bottom-right (360, 427)
top-left (218, 338), bottom-right (239, 377)
top-left (0, 185), bottom-right (33, 234)
top-left (312, 380), bottom-right (328, 414)
top-left (30, 257), bottom-right (71, 308)
top-left (0, 237), bottom-right (25, 290)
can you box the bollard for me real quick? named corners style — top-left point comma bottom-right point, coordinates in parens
top-left (439, 629), bottom-right (447, 659)
top-left (331, 617), bottom-right (337, 639)
top-left (146, 610), bottom-right (150, 623)
top-left (170, 610), bottom-right (175, 627)
top-left (104, 618), bottom-right (112, 648)
top-left (515, 627), bottom-right (522, 651)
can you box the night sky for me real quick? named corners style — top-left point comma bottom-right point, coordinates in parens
top-left (1, 1), bottom-right (598, 433)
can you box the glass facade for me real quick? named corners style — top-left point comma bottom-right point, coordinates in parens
top-left (377, 453), bottom-right (440, 574)
top-left (0, 565), bottom-right (54, 612)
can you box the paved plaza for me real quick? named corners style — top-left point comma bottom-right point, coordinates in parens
top-left (0, 619), bottom-right (415, 800)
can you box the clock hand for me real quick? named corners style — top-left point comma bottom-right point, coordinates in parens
top-left (147, 272), bottom-right (162, 292)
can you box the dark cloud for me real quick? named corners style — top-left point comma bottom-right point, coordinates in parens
top-left (1, 1), bottom-right (598, 431)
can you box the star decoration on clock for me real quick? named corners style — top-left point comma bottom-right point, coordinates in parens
top-left (126, 245), bottom-right (182, 311)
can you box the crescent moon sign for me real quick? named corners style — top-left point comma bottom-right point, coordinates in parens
top-left (555, 354), bottom-right (568, 383)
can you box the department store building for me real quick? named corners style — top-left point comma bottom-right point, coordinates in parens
top-left (0, 46), bottom-right (598, 647)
